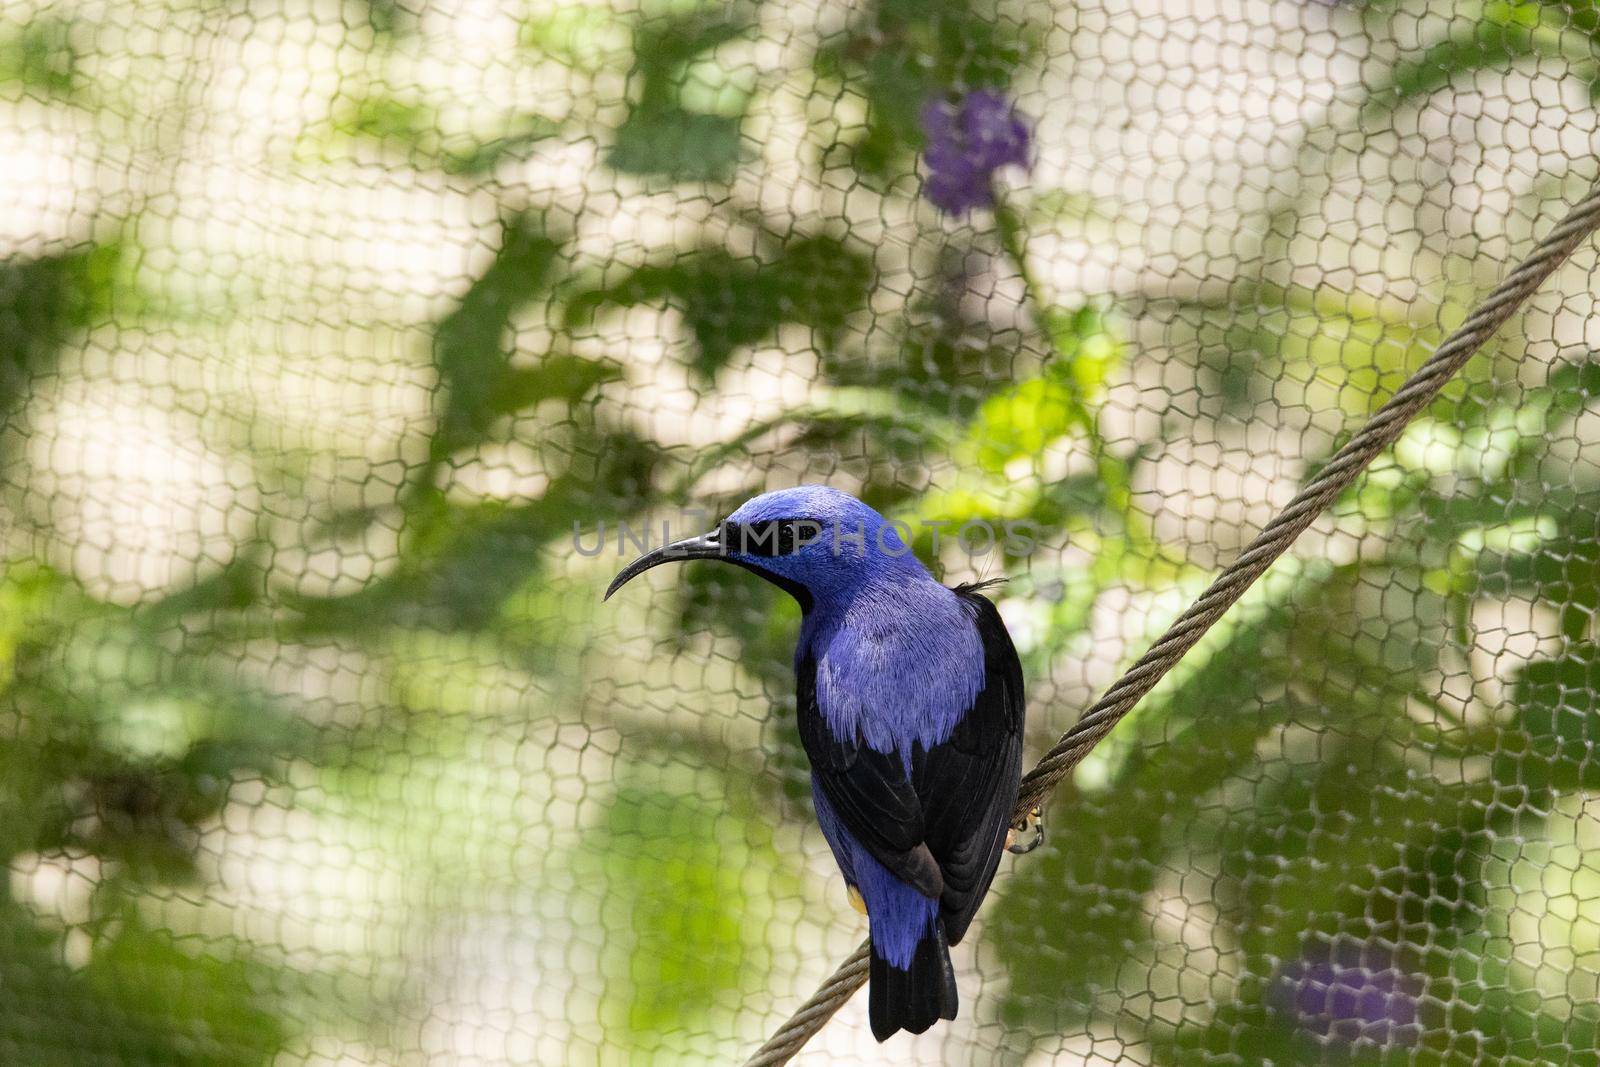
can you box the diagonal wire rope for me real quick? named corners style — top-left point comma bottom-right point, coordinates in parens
top-left (742, 180), bottom-right (1600, 1067)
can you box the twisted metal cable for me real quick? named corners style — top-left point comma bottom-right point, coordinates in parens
top-left (742, 181), bottom-right (1600, 1067)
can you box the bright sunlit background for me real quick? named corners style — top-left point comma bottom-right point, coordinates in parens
top-left (3, 0), bottom-right (1600, 1063)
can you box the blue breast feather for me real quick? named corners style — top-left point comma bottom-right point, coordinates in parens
top-left (806, 580), bottom-right (984, 776)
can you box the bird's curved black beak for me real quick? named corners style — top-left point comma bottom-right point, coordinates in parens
top-left (604, 528), bottom-right (725, 600)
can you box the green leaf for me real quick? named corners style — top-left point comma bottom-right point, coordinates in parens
top-left (311, 93), bottom-right (558, 174)
top-left (607, 9), bottom-right (753, 181)
top-left (0, 900), bottom-right (196, 1066)
top-left (82, 920), bottom-right (289, 1066)
top-left (337, 93), bottom-right (432, 143)
top-left (521, 7), bottom-right (630, 70)
top-left (0, 18), bottom-right (82, 101)
top-left (967, 373), bottom-right (1080, 471)
top-left (570, 252), bottom-right (766, 380)
top-left (137, 547), bottom-right (269, 625)
top-left (771, 235), bottom-right (875, 334)
top-left (964, 307), bottom-right (1120, 471)
top-left (438, 120), bottom-right (561, 175)
top-left (611, 111), bottom-right (744, 181)
top-left (357, 0), bottom-right (415, 37)
top-left (432, 214), bottom-right (563, 456)
top-left (0, 240), bottom-right (121, 419)
top-left (1494, 643), bottom-right (1600, 806)
top-left (490, 355), bottom-right (623, 414)
top-left (1369, 2), bottom-right (1600, 117)
top-left (567, 234), bottom-right (872, 382)
top-left (829, 328), bottom-right (1020, 419)
top-left (587, 776), bottom-right (783, 1059)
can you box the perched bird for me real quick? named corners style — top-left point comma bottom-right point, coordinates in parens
top-left (606, 485), bottom-right (1025, 1040)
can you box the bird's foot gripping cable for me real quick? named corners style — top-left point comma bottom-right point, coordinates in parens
top-left (1005, 807), bottom-right (1043, 855)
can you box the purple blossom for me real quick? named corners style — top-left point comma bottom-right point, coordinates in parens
top-left (920, 90), bottom-right (1031, 215)
top-left (1269, 939), bottom-right (1423, 1047)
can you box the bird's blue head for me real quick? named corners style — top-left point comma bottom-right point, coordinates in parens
top-left (604, 485), bottom-right (927, 611)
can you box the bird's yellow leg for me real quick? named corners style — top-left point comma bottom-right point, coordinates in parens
top-left (847, 884), bottom-right (867, 915)
top-left (1006, 806), bottom-right (1044, 854)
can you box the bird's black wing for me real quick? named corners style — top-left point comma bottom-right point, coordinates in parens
top-left (797, 660), bottom-right (944, 898)
top-left (913, 586), bottom-right (1025, 944)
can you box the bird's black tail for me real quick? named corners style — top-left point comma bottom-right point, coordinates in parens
top-left (868, 919), bottom-right (958, 1042)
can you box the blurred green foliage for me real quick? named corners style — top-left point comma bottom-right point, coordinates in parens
top-left (0, 18), bottom-right (82, 102)
top-left (568, 233), bottom-right (873, 382)
top-left (582, 774), bottom-right (795, 1056)
top-left (0, 241), bottom-right (120, 426)
top-left (315, 93), bottom-right (560, 175)
top-left (1373, 0), bottom-right (1600, 111)
top-left (608, 5), bottom-right (756, 180)
top-left (2, 0), bottom-right (1600, 1062)
top-left (0, 565), bottom-right (309, 1064)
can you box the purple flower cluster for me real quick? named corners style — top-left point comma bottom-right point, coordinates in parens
top-left (1270, 940), bottom-right (1422, 1047)
top-left (920, 90), bottom-right (1031, 215)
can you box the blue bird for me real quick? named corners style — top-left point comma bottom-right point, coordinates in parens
top-left (606, 485), bottom-right (1025, 1040)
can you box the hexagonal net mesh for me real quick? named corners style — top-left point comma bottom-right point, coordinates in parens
top-left (3, 0), bottom-right (1600, 1064)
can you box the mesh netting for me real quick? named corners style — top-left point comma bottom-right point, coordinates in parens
top-left (3, 0), bottom-right (1600, 1063)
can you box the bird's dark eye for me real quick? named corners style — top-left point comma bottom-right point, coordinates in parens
top-left (726, 519), bottom-right (822, 557)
